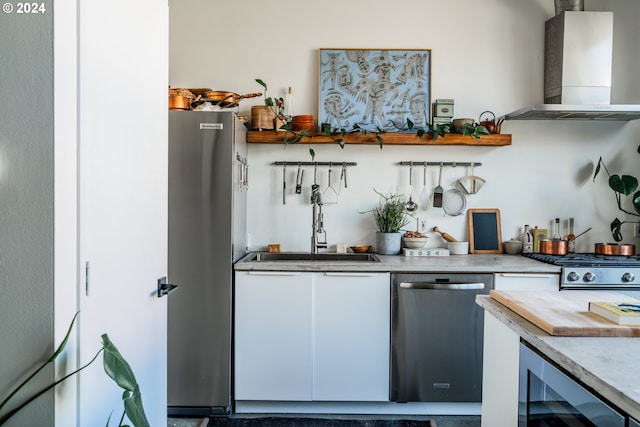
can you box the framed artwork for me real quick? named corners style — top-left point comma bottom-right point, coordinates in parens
top-left (318, 48), bottom-right (431, 132)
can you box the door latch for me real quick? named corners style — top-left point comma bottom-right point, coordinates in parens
top-left (157, 276), bottom-right (178, 298)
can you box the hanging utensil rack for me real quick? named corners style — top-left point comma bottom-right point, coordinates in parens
top-left (273, 161), bottom-right (357, 167)
top-left (398, 161), bottom-right (482, 167)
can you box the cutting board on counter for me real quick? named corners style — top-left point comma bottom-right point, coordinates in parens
top-left (489, 290), bottom-right (640, 337)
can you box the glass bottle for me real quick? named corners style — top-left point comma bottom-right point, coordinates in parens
top-left (552, 218), bottom-right (562, 240)
top-left (285, 87), bottom-right (293, 118)
top-left (566, 217), bottom-right (576, 253)
top-left (521, 225), bottom-right (533, 254)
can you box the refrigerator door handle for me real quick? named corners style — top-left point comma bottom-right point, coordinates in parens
top-left (157, 276), bottom-right (179, 297)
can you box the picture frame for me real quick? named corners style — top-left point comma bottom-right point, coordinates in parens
top-left (467, 209), bottom-right (503, 254)
top-left (318, 48), bottom-right (431, 132)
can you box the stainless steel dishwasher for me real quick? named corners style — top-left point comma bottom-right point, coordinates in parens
top-left (391, 272), bottom-right (493, 403)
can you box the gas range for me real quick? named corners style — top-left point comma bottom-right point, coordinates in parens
top-left (524, 253), bottom-right (640, 289)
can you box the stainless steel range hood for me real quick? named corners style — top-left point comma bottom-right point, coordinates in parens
top-left (504, 104), bottom-right (640, 121)
top-left (504, 11), bottom-right (640, 121)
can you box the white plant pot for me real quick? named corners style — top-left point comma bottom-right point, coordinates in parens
top-left (376, 232), bottom-right (402, 255)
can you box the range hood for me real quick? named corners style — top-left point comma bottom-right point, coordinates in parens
top-left (504, 11), bottom-right (640, 121)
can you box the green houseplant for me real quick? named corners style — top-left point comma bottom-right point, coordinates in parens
top-left (364, 190), bottom-right (411, 255)
top-left (0, 313), bottom-right (150, 427)
top-left (594, 150), bottom-right (640, 241)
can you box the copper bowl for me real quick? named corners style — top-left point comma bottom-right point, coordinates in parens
top-left (291, 115), bottom-right (315, 131)
top-left (349, 245), bottom-right (372, 253)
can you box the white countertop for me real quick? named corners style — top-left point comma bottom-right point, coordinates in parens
top-left (477, 294), bottom-right (640, 420)
top-left (234, 252), bottom-right (561, 273)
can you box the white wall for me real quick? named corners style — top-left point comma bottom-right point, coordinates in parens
top-left (169, 0), bottom-right (640, 253)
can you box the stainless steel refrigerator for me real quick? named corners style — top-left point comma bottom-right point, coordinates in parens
top-left (167, 110), bottom-right (247, 416)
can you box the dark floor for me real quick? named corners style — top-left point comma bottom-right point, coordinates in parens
top-left (168, 415), bottom-right (480, 427)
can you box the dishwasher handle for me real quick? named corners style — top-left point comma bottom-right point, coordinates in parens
top-left (399, 281), bottom-right (485, 290)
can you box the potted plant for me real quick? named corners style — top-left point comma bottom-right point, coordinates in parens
top-left (366, 190), bottom-right (411, 255)
top-left (594, 150), bottom-right (640, 241)
top-left (0, 313), bottom-right (150, 427)
top-left (254, 79), bottom-right (288, 131)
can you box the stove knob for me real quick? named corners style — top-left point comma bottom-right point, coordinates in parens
top-left (567, 271), bottom-right (580, 282)
top-left (622, 272), bottom-right (635, 283)
top-left (583, 272), bottom-right (596, 283)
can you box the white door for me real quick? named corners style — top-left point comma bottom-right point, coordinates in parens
top-left (77, 0), bottom-right (168, 426)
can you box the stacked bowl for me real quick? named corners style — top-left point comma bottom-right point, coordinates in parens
top-left (291, 115), bottom-right (314, 131)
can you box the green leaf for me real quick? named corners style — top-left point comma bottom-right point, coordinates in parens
top-left (376, 134), bottom-right (383, 149)
top-left (300, 129), bottom-right (309, 137)
top-left (611, 218), bottom-right (623, 242)
top-left (123, 386), bottom-right (150, 427)
top-left (416, 128), bottom-right (425, 138)
top-left (609, 174), bottom-right (638, 196)
top-left (407, 118), bottom-right (414, 130)
top-left (593, 157), bottom-right (603, 181)
top-left (309, 147), bottom-right (315, 159)
top-left (292, 135), bottom-right (302, 144)
top-left (337, 138), bottom-right (345, 149)
top-left (102, 334), bottom-right (137, 392)
top-left (633, 191), bottom-right (640, 215)
top-left (255, 79), bottom-right (267, 90)
top-left (475, 125), bottom-right (490, 136)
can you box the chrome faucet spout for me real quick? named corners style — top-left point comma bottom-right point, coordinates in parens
top-left (311, 184), bottom-right (327, 253)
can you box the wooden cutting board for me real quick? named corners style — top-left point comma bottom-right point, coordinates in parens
top-left (489, 290), bottom-right (640, 337)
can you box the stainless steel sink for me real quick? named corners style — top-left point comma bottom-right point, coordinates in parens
top-left (250, 252), bottom-right (380, 262)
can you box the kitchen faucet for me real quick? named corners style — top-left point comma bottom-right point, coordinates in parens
top-left (311, 183), bottom-right (327, 253)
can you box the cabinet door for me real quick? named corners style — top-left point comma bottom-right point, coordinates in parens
top-left (494, 273), bottom-right (559, 291)
top-left (313, 272), bottom-right (390, 401)
top-left (234, 271), bottom-right (313, 400)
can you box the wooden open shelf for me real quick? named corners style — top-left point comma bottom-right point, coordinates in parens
top-left (247, 131), bottom-right (511, 146)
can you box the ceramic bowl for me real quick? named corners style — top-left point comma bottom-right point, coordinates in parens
top-left (504, 240), bottom-right (523, 255)
top-left (403, 237), bottom-right (428, 249)
top-left (447, 241), bottom-right (469, 255)
top-left (349, 245), bottom-right (372, 253)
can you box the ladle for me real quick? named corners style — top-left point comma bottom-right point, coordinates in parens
top-left (405, 162), bottom-right (418, 212)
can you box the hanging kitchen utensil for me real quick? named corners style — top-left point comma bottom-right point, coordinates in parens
top-left (433, 163), bottom-right (444, 208)
top-left (442, 163), bottom-right (466, 216)
top-left (443, 189), bottom-right (467, 216)
top-left (338, 162), bottom-right (346, 195)
top-left (282, 163), bottom-right (286, 205)
top-left (295, 163), bottom-right (303, 194)
top-left (323, 163), bottom-right (338, 204)
top-left (457, 162), bottom-right (486, 195)
top-left (419, 163), bottom-right (429, 210)
top-left (405, 162), bottom-right (418, 212)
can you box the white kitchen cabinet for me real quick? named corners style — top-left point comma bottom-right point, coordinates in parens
top-left (234, 270), bottom-right (390, 402)
top-left (494, 272), bottom-right (559, 291)
top-left (235, 271), bottom-right (313, 400)
top-left (481, 313), bottom-right (521, 427)
top-left (313, 272), bottom-right (390, 401)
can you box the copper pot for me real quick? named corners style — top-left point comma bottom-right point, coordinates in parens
top-left (594, 243), bottom-right (636, 256)
top-left (202, 91), bottom-right (262, 108)
top-left (540, 239), bottom-right (568, 255)
top-left (168, 94), bottom-right (190, 110)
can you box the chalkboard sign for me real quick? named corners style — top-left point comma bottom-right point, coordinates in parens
top-left (468, 209), bottom-right (503, 254)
